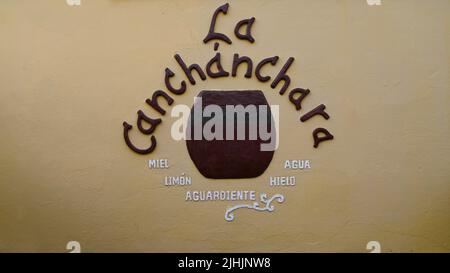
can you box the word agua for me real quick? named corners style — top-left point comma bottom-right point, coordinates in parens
top-left (123, 3), bottom-right (334, 155)
top-left (284, 159), bottom-right (311, 169)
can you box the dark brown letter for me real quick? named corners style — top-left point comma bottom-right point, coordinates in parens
top-left (203, 3), bottom-right (232, 44)
top-left (312, 128), bottom-right (334, 148)
top-left (255, 56), bottom-right (279, 82)
top-left (145, 90), bottom-right (174, 115)
top-left (300, 104), bottom-right (330, 122)
top-left (206, 52), bottom-right (230, 78)
top-left (234, 17), bottom-right (255, 43)
top-left (271, 57), bottom-right (294, 95)
top-left (289, 88), bottom-right (310, 111)
top-left (123, 122), bottom-right (157, 154)
top-left (164, 68), bottom-right (186, 95)
top-left (136, 110), bottom-right (162, 135)
top-left (232, 54), bottom-right (253, 78)
top-left (174, 54), bottom-right (207, 85)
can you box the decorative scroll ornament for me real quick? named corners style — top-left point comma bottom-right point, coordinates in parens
top-left (225, 193), bottom-right (285, 222)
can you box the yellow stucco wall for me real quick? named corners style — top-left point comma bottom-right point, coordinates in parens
top-left (0, 0), bottom-right (449, 252)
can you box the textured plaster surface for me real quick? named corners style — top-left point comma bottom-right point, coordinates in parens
top-left (0, 0), bottom-right (449, 252)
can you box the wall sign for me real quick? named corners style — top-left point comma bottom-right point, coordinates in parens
top-left (122, 3), bottom-right (334, 221)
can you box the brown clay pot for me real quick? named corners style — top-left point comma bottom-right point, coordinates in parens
top-left (186, 90), bottom-right (275, 179)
